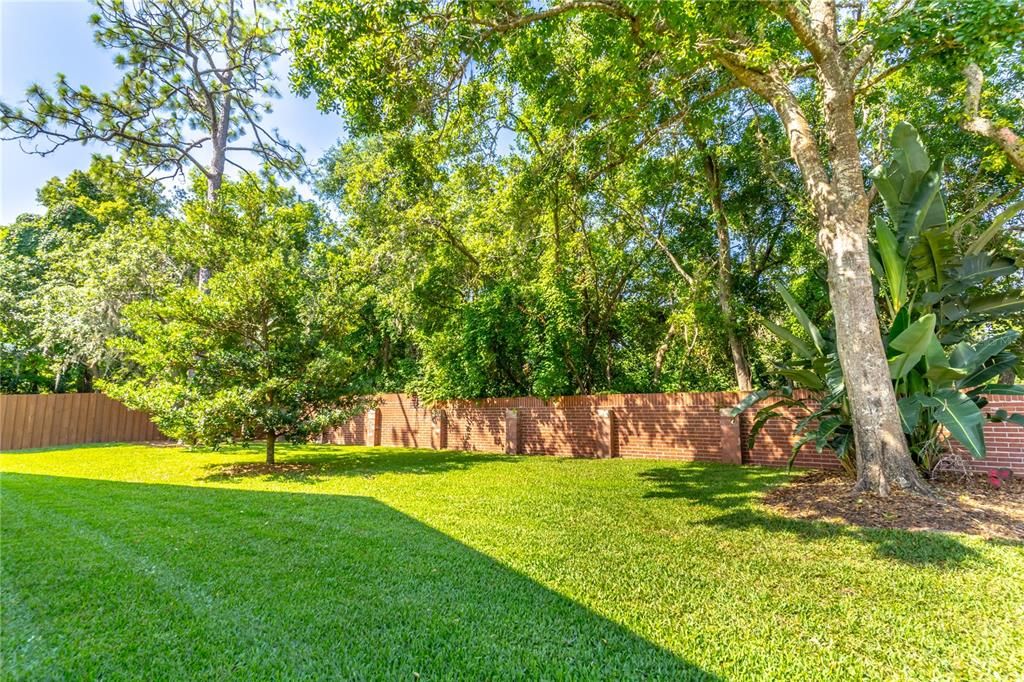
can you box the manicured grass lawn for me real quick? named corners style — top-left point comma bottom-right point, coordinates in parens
top-left (2, 445), bottom-right (1022, 680)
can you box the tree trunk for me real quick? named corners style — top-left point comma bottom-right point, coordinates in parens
top-left (699, 146), bottom-right (753, 390)
top-left (653, 321), bottom-right (677, 384)
top-left (198, 168), bottom-right (223, 292)
top-left (198, 94), bottom-right (230, 292)
top-left (822, 210), bottom-right (930, 495)
top-left (76, 364), bottom-right (94, 393)
top-left (266, 433), bottom-right (276, 465)
top-left (815, 37), bottom-right (930, 496)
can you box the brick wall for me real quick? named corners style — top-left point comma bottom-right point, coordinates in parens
top-left (322, 391), bottom-right (1024, 473)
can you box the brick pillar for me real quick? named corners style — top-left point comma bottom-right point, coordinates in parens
top-left (718, 408), bottom-right (742, 465)
top-left (596, 408), bottom-right (618, 458)
top-left (432, 409), bottom-right (448, 450)
top-left (504, 409), bottom-right (519, 454)
top-left (366, 407), bottom-right (382, 446)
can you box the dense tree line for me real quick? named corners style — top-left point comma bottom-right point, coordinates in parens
top-left (2, 0), bottom-right (1022, 482)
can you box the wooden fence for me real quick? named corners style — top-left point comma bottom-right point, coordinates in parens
top-left (0, 393), bottom-right (166, 451)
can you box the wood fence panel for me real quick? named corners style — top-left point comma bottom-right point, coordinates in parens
top-left (83, 394), bottom-right (97, 445)
top-left (7, 396), bottom-right (23, 450)
top-left (39, 397), bottom-right (53, 448)
top-left (0, 393), bottom-right (168, 451)
top-left (23, 396), bottom-right (40, 450)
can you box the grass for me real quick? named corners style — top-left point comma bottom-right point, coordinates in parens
top-left (1, 444), bottom-right (1022, 680)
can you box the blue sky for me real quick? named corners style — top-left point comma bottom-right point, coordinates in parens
top-left (1, 0), bottom-right (346, 223)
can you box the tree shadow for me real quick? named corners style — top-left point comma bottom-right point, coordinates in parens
top-left (638, 464), bottom-right (985, 568)
top-left (1, 473), bottom-right (714, 680)
top-left (638, 463), bottom-right (791, 508)
top-left (198, 446), bottom-right (517, 484)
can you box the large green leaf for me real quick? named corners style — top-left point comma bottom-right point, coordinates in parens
top-left (958, 351), bottom-right (1018, 390)
top-left (897, 158), bottom-right (946, 245)
top-left (774, 283), bottom-right (826, 355)
top-left (965, 292), bottom-right (1024, 318)
top-left (966, 330), bottom-right (1019, 367)
top-left (968, 383), bottom-right (1024, 396)
top-left (957, 253), bottom-right (1016, 285)
top-left (898, 395), bottom-right (924, 433)
top-left (873, 217), bottom-right (907, 312)
top-left (888, 305), bottom-right (910, 341)
top-left (869, 164), bottom-right (903, 224)
top-left (924, 365), bottom-right (969, 382)
top-left (891, 121), bottom-right (931, 178)
top-left (922, 333), bottom-right (966, 383)
top-left (919, 389), bottom-right (986, 458)
top-left (887, 313), bottom-right (936, 379)
top-left (939, 300), bottom-right (968, 325)
top-left (966, 200), bottom-right (1024, 255)
top-left (762, 318), bottom-right (815, 360)
top-left (778, 368), bottom-right (826, 390)
top-left (909, 228), bottom-right (955, 289)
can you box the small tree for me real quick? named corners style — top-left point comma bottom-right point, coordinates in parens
top-left (104, 177), bottom-right (364, 464)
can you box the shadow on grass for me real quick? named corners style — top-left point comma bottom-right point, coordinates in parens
top-left (639, 464), bottom-right (983, 568)
top-left (198, 446), bottom-right (515, 484)
top-left (1, 473), bottom-right (715, 680)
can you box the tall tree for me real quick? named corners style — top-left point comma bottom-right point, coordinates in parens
top-left (694, 137), bottom-right (753, 390)
top-left (290, 0), bottom-right (1021, 495)
top-left (0, 0), bottom-right (302, 289)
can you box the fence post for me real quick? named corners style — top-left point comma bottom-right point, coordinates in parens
top-left (432, 409), bottom-right (448, 450)
top-left (504, 408), bottom-right (519, 454)
top-left (366, 407), bottom-right (382, 446)
top-left (596, 408), bottom-right (618, 458)
top-left (718, 407), bottom-right (742, 465)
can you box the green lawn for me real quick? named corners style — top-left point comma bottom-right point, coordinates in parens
top-left (1, 445), bottom-right (1022, 680)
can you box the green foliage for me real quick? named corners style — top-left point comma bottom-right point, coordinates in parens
top-left (103, 177), bottom-right (366, 454)
top-left (0, 157), bottom-right (173, 393)
top-left (735, 123), bottom-right (1023, 472)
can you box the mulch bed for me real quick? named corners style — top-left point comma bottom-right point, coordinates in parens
top-left (764, 470), bottom-right (1024, 541)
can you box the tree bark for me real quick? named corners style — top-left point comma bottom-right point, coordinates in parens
top-left (698, 144), bottom-right (753, 390)
top-left (823, 210), bottom-right (929, 495)
top-left (198, 94), bottom-right (230, 292)
top-left (266, 432), bottom-right (276, 465)
top-left (653, 321), bottom-right (677, 384)
top-left (812, 9), bottom-right (929, 496)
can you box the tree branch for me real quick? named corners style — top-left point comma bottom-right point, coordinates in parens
top-left (961, 62), bottom-right (1024, 173)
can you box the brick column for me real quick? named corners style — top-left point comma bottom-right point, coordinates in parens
top-left (504, 409), bottom-right (519, 454)
top-left (366, 407), bottom-right (382, 447)
top-left (718, 408), bottom-right (742, 465)
top-left (596, 408), bottom-right (618, 458)
top-left (432, 409), bottom-right (448, 450)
